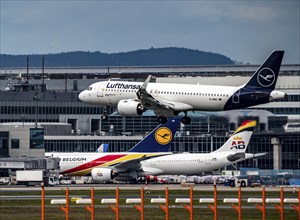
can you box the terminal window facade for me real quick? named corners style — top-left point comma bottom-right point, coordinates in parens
top-left (0, 132), bottom-right (9, 157)
top-left (30, 128), bottom-right (44, 149)
top-left (98, 116), bottom-right (158, 135)
top-left (11, 139), bottom-right (19, 149)
top-left (46, 140), bottom-right (138, 152)
top-left (275, 94), bottom-right (300, 102)
top-left (282, 136), bottom-right (300, 169)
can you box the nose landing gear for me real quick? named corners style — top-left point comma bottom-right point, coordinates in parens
top-left (157, 115), bottom-right (191, 125)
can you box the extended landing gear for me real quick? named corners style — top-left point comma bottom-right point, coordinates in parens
top-left (157, 116), bottom-right (168, 124)
top-left (157, 115), bottom-right (192, 125)
top-left (181, 116), bottom-right (191, 125)
top-left (101, 106), bottom-right (109, 120)
top-left (101, 115), bottom-right (108, 120)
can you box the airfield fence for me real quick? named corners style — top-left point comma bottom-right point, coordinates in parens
top-left (41, 186), bottom-right (300, 220)
top-left (0, 185), bottom-right (300, 220)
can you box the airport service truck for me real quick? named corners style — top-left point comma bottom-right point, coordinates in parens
top-left (16, 170), bottom-right (58, 186)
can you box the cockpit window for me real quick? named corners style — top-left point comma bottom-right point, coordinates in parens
top-left (88, 86), bottom-right (92, 91)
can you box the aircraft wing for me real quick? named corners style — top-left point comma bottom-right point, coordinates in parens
top-left (112, 153), bottom-right (171, 173)
top-left (136, 75), bottom-right (193, 111)
top-left (112, 155), bottom-right (146, 172)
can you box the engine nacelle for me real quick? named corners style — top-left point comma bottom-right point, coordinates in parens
top-left (269, 90), bottom-right (287, 101)
top-left (91, 168), bottom-right (115, 182)
top-left (117, 99), bottom-right (145, 116)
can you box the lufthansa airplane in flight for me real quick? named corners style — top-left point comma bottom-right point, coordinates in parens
top-left (79, 51), bottom-right (286, 124)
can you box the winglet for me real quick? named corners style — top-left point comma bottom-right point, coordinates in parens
top-left (127, 117), bottom-right (180, 152)
top-left (137, 75), bottom-right (152, 99)
top-left (141, 75), bottom-right (152, 90)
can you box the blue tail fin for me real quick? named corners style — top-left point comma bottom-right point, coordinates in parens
top-left (244, 50), bottom-right (284, 90)
top-left (96, 144), bottom-right (109, 152)
top-left (128, 118), bottom-right (180, 152)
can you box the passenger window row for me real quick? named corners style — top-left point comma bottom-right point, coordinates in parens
top-left (105, 88), bottom-right (229, 97)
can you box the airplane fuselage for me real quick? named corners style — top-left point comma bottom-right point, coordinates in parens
top-left (47, 150), bottom-right (248, 177)
top-left (141, 151), bottom-right (237, 176)
top-left (80, 81), bottom-right (263, 111)
top-left (46, 152), bottom-right (171, 176)
top-left (78, 51), bottom-right (286, 124)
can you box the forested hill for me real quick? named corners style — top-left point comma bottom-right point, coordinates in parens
top-left (0, 47), bottom-right (234, 67)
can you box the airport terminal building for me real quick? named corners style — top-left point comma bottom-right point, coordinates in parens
top-left (0, 64), bottom-right (299, 172)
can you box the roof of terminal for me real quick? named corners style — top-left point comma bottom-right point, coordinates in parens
top-left (0, 90), bottom-right (80, 102)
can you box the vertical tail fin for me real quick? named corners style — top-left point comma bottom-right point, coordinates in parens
top-left (128, 118), bottom-right (180, 152)
top-left (244, 50), bottom-right (284, 90)
top-left (96, 144), bottom-right (109, 152)
top-left (214, 120), bottom-right (256, 153)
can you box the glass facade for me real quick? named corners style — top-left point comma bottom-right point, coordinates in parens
top-left (0, 132), bottom-right (9, 157)
top-left (11, 139), bottom-right (19, 149)
top-left (30, 128), bottom-right (45, 149)
top-left (275, 94), bottom-right (300, 102)
top-left (258, 107), bottom-right (300, 115)
top-left (46, 139), bottom-right (138, 153)
top-left (0, 91), bottom-right (111, 123)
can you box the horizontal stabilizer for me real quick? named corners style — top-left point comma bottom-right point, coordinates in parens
top-left (245, 152), bottom-right (268, 159)
top-left (227, 153), bottom-right (245, 162)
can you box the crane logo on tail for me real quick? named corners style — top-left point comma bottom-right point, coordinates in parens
top-left (257, 68), bottom-right (275, 87)
top-left (155, 127), bottom-right (172, 145)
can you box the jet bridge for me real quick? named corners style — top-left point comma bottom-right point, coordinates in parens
top-left (0, 157), bottom-right (60, 174)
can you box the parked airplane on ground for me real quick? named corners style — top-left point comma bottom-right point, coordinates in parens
top-left (46, 118), bottom-right (180, 178)
top-left (139, 120), bottom-right (263, 176)
top-left (91, 120), bottom-right (265, 182)
top-left (79, 51), bottom-right (286, 124)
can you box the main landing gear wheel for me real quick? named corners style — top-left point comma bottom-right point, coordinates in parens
top-left (101, 106), bottom-right (109, 120)
top-left (101, 115), bottom-right (108, 120)
top-left (157, 116), bottom-right (168, 124)
top-left (181, 116), bottom-right (191, 125)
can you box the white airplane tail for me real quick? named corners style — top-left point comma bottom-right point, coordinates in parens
top-left (214, 120), bottom-right (256, 154)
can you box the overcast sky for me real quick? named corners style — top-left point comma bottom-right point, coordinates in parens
top-left (0, 0), bottom-right (299, 64)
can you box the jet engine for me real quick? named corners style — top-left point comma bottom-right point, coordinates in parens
top-left (117, 99), bottom-right (146, 116)
top-left (269, 90), bottom-right (287, 101)
top-left (91, 168), bottom-right (117, 182)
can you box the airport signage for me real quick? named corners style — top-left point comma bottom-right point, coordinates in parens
top-left (0, 162), bottom-right (25, 168)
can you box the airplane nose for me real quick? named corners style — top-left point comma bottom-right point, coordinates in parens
top-left (78, 91), bottom-right (85, 101)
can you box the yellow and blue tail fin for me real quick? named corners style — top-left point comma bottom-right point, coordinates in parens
top-left (128, 118), bottom-right (180, 152)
